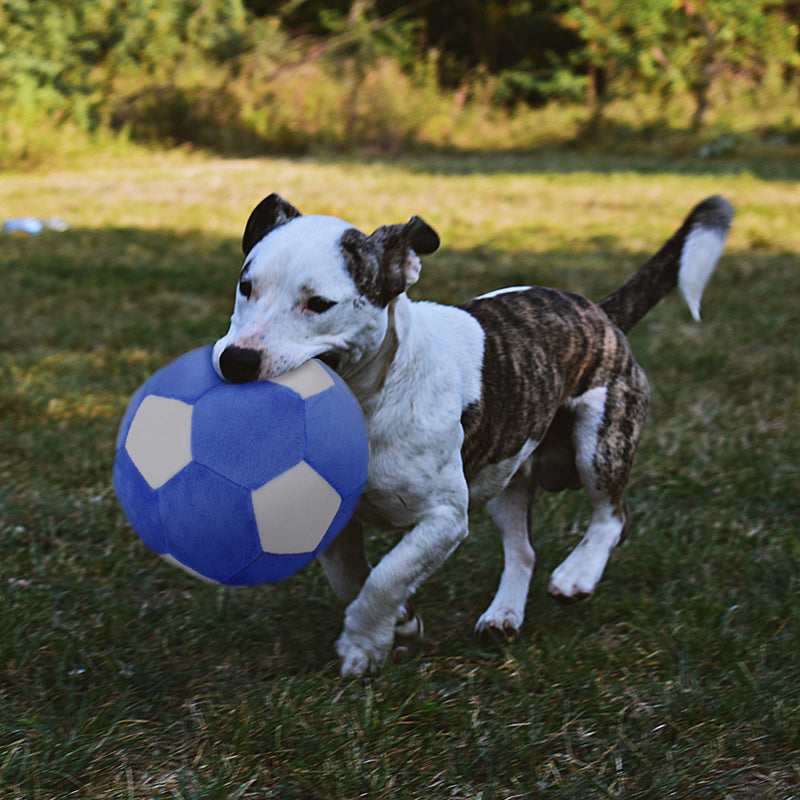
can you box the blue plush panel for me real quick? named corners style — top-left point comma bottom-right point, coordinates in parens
top-left (230, 549), bottom-right (311, 586)
top-left (112, 448), bottom-right (168, 554)
top-left (192, 380), bottom-right (305, 491)
top-left (303, 380), bottom-right (369, 498)
top-left (157, 461), bottom-right (263, 583)
top-left (142, 346), bottom-right (222, 404)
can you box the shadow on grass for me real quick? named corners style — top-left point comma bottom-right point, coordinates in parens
top-left (3, 222), bottom-right (797, 353)
top-left (309, 144), bottom-right (800, 182)
top-left (0, 225), bottom-right (644, 355)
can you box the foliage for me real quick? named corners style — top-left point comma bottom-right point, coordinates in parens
top-left (0, 0), bottom-right (258, 160)
top-left (0, 0), bottom-right (799, 163)
top-left (666, 0), bottom-right (800, 128)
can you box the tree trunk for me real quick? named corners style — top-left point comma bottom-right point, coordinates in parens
top-left (691, 17), bottom-right (717, 131)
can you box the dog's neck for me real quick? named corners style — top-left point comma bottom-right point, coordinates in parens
top-left (341, 295), bottom-right (408, 406)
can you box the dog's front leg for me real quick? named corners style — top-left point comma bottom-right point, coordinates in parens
top-left (336, 504), bottom-right (468, 676)
top-left (318, 518), bottom-right (422, 648)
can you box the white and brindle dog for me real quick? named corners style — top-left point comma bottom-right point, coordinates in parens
top-left (213, 194), bottom-right (733, 676)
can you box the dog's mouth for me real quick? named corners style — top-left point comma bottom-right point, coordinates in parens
top-left (317, 351), bottom-right (342, 372)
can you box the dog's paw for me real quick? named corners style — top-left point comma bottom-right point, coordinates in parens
top-left (336, 630), bottom-right (389, 676)
top-left (336, 613), bottom-right (397, 676)
top-left (548, 554), bottom-right (603, 603)
top-left (475, 608), bottom-right (522, 642)
top-left (394, 599), bottom-right (424, 654)
top-left (547, 583), bottom-right (591, 605)
top-left (336, 602), bottom-right (424, 675)
top-left (337, 638), bottom-right (376, 676)
top-left (548, 512), bottom-right (621, 602)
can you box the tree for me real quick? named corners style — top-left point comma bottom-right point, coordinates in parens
top-left (668, 0), bottom-right (798, 129)
top-left (555, 0), bottom-right (798, 130)
top-left (316, 0), bottom-right (418, 142)
top-left (556, 0), bottom-right (672, 129)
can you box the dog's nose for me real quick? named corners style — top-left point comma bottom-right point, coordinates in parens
top-left (219, 346), bottom-right (261, 383)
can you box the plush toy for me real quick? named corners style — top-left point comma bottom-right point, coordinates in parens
top-left (113, 346), bottom-right (368, 585)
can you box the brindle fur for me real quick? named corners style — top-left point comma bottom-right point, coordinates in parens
top-left (340, 221), bottom-right (440, 308)
top-left (460, 288), bottom-right (649, 508)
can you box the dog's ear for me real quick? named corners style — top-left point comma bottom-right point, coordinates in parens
top-left (242, 194), bottom-right (302, 255)
top-left (403, 216), bottom-right (440, 256)
top-left (368, 216), bottom-right (440, 300)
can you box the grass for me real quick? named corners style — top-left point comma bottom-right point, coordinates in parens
top-left (1, 147), bottom-right (799, 799)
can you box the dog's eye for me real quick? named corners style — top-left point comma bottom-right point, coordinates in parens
top-left (305, 296), bottom-right (337, 314)
top-left (239, 279), bottom-right (253, 299)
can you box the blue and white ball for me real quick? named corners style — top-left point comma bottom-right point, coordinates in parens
top-left (113, 346), bottom-right (368, 585)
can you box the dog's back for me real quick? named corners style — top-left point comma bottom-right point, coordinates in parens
top-left (459, 287), bottom-right (639, 484)
top-left (459, 195), bottom-right (734, 497)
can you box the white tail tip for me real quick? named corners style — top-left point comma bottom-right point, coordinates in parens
top-left (678, 225), bottom-right (727, 321)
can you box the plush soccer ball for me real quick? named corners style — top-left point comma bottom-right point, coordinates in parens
top-left (113, 346), bottom-right (368, 585)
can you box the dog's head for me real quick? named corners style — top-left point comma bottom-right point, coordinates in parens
top-left (213, 194), bottom-right (439, 382)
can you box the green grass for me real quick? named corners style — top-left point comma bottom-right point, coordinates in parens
top-left (1, 149), bottom-right (799, 799)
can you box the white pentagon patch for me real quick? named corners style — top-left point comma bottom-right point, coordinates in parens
top-left (251, 461), bottom-right (341, 554)
top-left (125, 395), bottom-right (193, 490)
top-left (269, 359), bottom-right (334, 399)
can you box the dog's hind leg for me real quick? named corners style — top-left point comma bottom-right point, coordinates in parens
top-left (548, 494), bottom-right (628, 603)
top-left (548, 374), bottom-right (647, 603)
top-left (318, 518), bottom-right (371, 605)
top-left (475, 467), bottom-right (536, 640)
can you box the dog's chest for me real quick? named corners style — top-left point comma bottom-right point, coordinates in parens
top-left (354, 301), bottom-right (484, 528)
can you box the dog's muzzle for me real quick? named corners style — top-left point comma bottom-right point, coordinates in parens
top-left (219, 345), bottom-right (261, 383)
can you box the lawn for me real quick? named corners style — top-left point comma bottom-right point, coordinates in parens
top-left (1, 148), bottom-right (799, 799)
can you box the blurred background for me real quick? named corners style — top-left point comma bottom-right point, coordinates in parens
top-left (2, 0), bottom-right (799, 164)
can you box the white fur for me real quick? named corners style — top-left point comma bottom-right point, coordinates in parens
top-left (679, 226), bottom-right (726, 321)
top-left (214, 215), bottom-right (371, 379)
top-left (216, 220), bottom-right (492, 673)
top-left (548, 501), bottom-right (624, 598)
top-left (475, 470), bottom-right (536, 637)
top-left (476, 285), bottom-right (533, 300)
top-left (468, 439), bottom-right (538, 510)
top-left (566, 385), bottom-right (608, 497)
top-left (350, 298), bottom-right (484, 530)
top-left (332, 300), bottom-right (486, 672)
top-left (549, 385), bottom-right (623, 599)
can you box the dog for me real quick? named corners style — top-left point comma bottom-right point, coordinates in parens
top-left (212, 193), bottom-right (733, 676)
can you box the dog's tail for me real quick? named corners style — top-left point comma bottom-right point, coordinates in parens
top-left (599, 195), bottom-right (734, 333)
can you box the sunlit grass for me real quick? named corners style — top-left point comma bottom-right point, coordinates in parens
top-left (5, 148), bottom-right (800, 251)
top-left (1, 149), bottom-right (798, 798)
